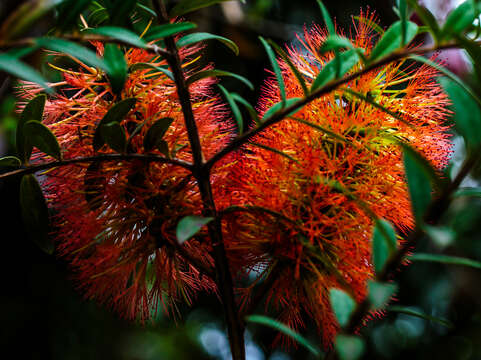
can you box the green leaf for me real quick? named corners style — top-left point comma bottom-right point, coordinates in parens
top-left (144, 22), bottom-right (197, 42)
top-left (335, 335), bottom-right (365, 360)
top-left (102, 0), bottom-right (137, 27)
top-left (442, 0), bottom-right (478, 39)
top-left (245, 315), bottom-right (320, 356)
top-left (218, 84), bottom-right (243, 134)
top-left (104, 44), bottom-right (127, 95)
top-left (100, 122), bottom-right (126, 153)
top-left (176, 215), bottom-right (213, 244)
top-left (86, 26), bottom-right (147, 48)
top-left (388, 306), bottom-right (453, 328)
top-left (372, 218), bottom-right (397, 274)
top-left (20, 174), bottom-right (53, 254)
top-left (103, 45), bottom-right (128, 88)
top-left (368, 280), bottom-right (397, 310)
top-left (176, 32), bottom-right (239, 56)
top-left (129, 63), bottom-right (174, 81)
top-left (406, 0), bottom-right (441, 41)
top-left (369, 20), bottom-right (418, 62)
top-left (259, 37), bottom-right (286, 103)
top-left (403, 147), bottom-right (432, 222)
top-left (156, 140), bottom-right (170, 158)
top-left (143, 118), bottom-right (174, 152)
top-left (329, 288), bottom-right (356, 327)
top-left (136, 3), bottom-right (157, 18)
top-left (311, 49), bottom-right (360, 91)
top-left (453, 187), bottom-right (481, 198)
top-left (17, 94), bottom-right (47, 163)
top-left (268, 39), bottom-right (309, 96)
top-left (169, 0), bottom-right (234, 18)
top-left (36, 37), bottom-right (107, 70)
top-left (23, 120), bottom-right (61, 160)
top-left (0, 53), bottom-right (51, 93)
top-left (230, 93), bottom-right (259, 124)
top-left (400, 143), bottom-right (446, 191)
top-left (439, 77), bottom-right (481, 149)
top-left (262, 97), bottom-right (302, 122)
top-left (398, 0), bottom-right (408, 45)
top-left (353, 15), bottom-right (384, 36)
top-left (93, 98), bottom-right (137, 151)
top-left (0, 156), bottom-right (21, 167)
top-left (186, 69), bottom-right (253, 90)
top-left (456, 36), bottom-right (481, 85)
top-left (409, 253), bottom-right (481, 270)
top-left (316, 0), bottom-right (335, 34)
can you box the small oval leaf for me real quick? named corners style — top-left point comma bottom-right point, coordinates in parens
top-left (23, 120), bottom-right (61, 160)
top-left (0, 156), bottom-right (21, 167)
top-left (101, 122), bottom-right (126, 153)
top-left (368, 280), bottom-right (398, 310)
top-left (17, 94), bottom-right (46, 162)
top-left (176, 215), bottom-right (213, 244)
top-left (369, 20), bottom-right (418, 62)
top-left (20, 174), bottom-right (53, 254)
top-left (372, 218), bottom-right (397, 274)
top-left (329, 288), bottom-right (356, 327)
top-left (262, 97), bottom-right (302, 122)
top-left (93, 98), bottom-right (137, 151)
top-left (311, 49), bottom-right (360, 91)
top-left (143, 117), bottom-right (174, 152)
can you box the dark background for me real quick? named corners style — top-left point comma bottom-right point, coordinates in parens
top-left (1, 1), bottom-right (481, 359)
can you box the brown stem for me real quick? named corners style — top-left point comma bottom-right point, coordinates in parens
top-left (0, 153), bottom-right (191, 180)
top-left (151, 1), bottom-right (245, 359)
top-left (204, 41), bottom-right (464, 170)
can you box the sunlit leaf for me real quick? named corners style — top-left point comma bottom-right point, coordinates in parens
top-left (177, 32), bottom-right (239, 55)
top-left (259, 37), bottom-right (286, 103)
top-left (316, 0), bottom-right (335, 34)
top-left (311, 49), bottom-right (360, 91)
top-left (262, 97), bottom-right (301, 122)
top-left (369, 20), bottom-right (418, 61)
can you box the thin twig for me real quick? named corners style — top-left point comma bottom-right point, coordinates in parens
top-left (151, 1), bottom-right (246, 359)
top-left (204, 41), bottom-right (465, 170)
top-left (0, 153), bottom-right (192, 180)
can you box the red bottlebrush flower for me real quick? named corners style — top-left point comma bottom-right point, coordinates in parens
top-left (218, 11), bottom-right (452, 346)
top-left (19, 40), bottom-right (231, 321)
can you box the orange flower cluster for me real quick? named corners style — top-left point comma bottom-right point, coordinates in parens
top-left (21, 42), bottom-right (231, 321)
top-left (218, 11), bottom-right (452, 345)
